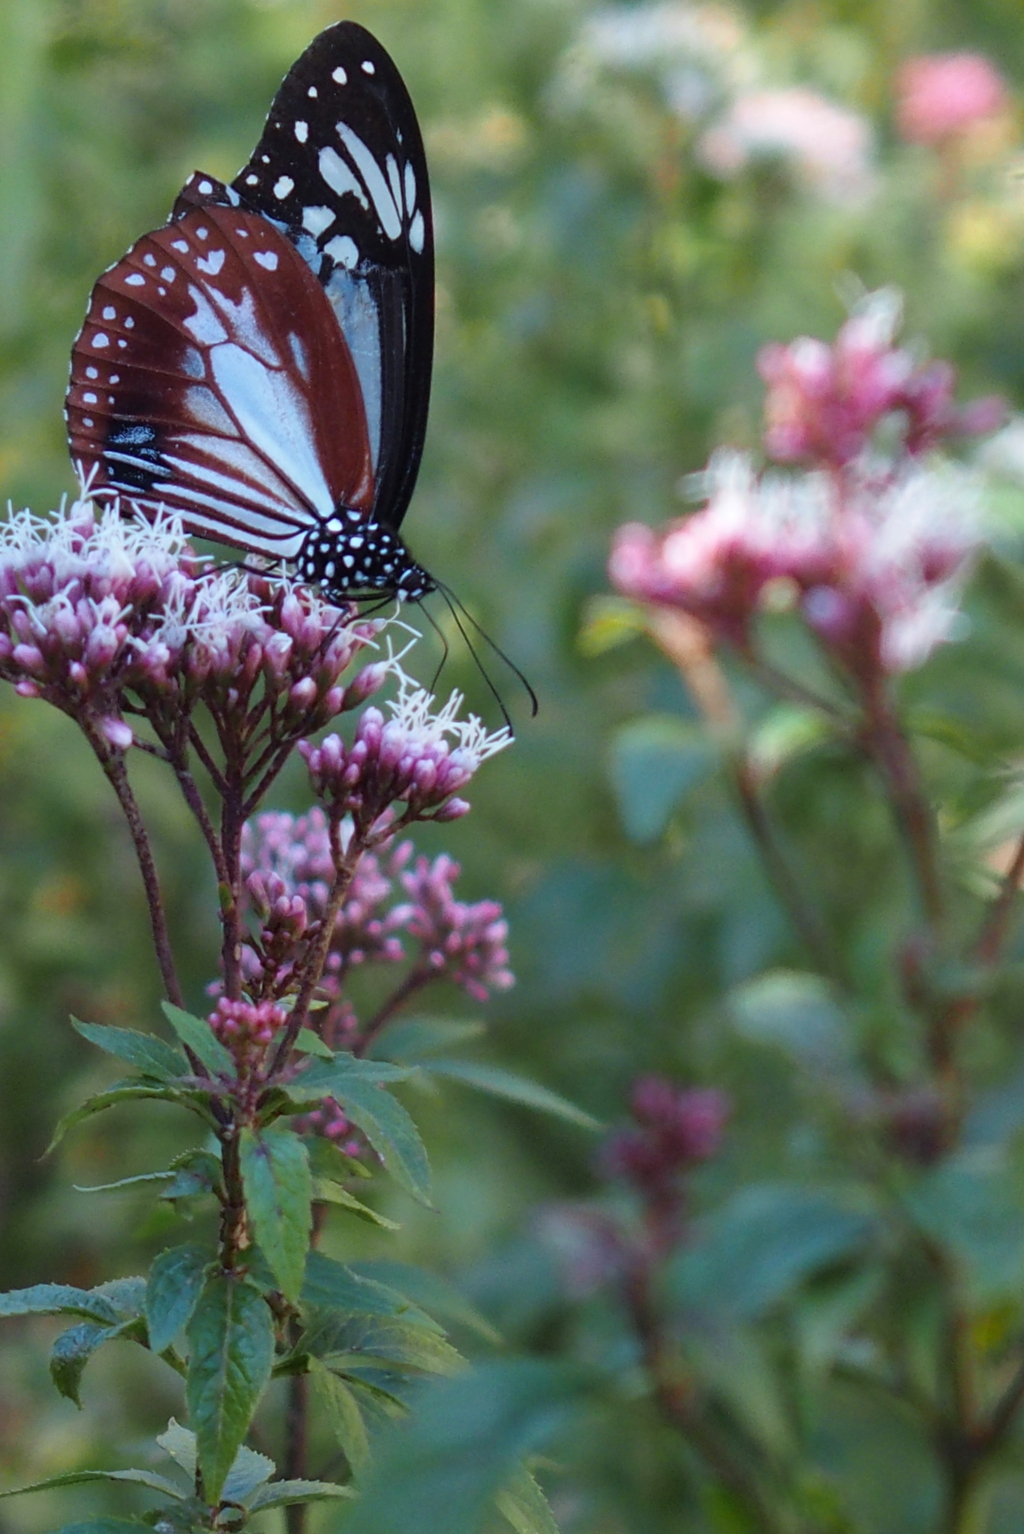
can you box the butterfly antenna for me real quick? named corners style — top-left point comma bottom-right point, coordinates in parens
top-left (432, 578), bottom-right (539, 724)
top-left (416, 598), bottom-right (450, 692)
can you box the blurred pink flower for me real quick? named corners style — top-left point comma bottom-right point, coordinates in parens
top-left (698, 86), bottom-right (875, 204)
top-left (896, 53), bottom-right (1008, 145)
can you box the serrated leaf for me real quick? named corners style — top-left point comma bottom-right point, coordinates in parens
top-left (302, 1072), bottom-right (430, 1205)
top-left (220, 1442), bottom-right (277, 1505)
top-left (350, 1262), bottom-right (502, 1346)
top-left (51, 1322), bottom-right (118, 1406)
top-left (91, 1277), bottom-right (147, 1321)
top-left (309, 1358), bottom-right (371, 1472)
top-left (72, 1019), bottom-right (185, 1082)
top-left (297, 1053), bottom-right (412, 1091)
top-left (302, 1253), bottom-right (438, 1329)
top-left (247, 1478), bottom-right (355, 1511)
top-left (46, 1083), bottom-right (192, 1155)
top-left (321, 1315), bottom-right (464, 1376)
top-left (335, 1360), bottom-right (586, 1534)
top-left (0, 1469), bottom-right (186, 1500)
top-left (0, 1284), bottom-right (118, 1324)
top-left (312, 1180), bottom-right (400, 1229)
top-left (368, 1018), bottom-right (486, 1064)
top-left (426, 1061), bottom-right (599, 1131)
top-left (186, 1273), bottom-right (273, 1501)
top-left (161, 1002), bottom-right (236, 1079)
top-left (239, 1128), bottom-right (311, 1303)
top-left (308, 1137), bottom-right (372, 1181)
top-left (495, 1466), bottom-right (561, 1534)
top-left (293, 1028), bottom-right (334, 1059)
top-left (147, 1245), bottom-right (211, 1354)
top-left (156, 1419), bottom-right (197, 1477)
top-left (161, 1150), bottom-right (223, 1202)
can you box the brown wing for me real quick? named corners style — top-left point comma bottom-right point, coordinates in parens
top-left (66, 196), bottom-right (375, 559)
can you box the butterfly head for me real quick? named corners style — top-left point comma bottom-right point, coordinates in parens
top-left (296, 513), bottom-right (435, 604)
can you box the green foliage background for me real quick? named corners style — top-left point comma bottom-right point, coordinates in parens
top-left (5, 0), bottom-right (1024, 1531)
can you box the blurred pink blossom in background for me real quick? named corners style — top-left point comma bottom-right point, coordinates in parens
top-left (698, 86), bottom-right (875, 204)
top-left (895, 52), bottom-right (1009, 145)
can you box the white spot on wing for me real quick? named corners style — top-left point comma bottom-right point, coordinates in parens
top-left (324, 234), bottom-right (359, 269)
top-left (274, 175), bottom-right (294, 199)
top-left (102, 305), bottom-right (116, 320)
top-left (198, 179), bottom-right (213, 195)
top-left (125, 273), bottom-right (145, 286)
top-left (302, 205), bottom-right (335, 236)
top-left (386, 155), bottom-right (403, 212)
top-left (289, 333), bottom-right (309, 379)
top-left (182, 287), bottom-right (229, 346)
top-left (86, 366), bottom-right (98, 379)
top-left (144, 253), bottom-right (157, 266)
top-left (83, 391), bottom-right (98, 404)
top-left (197, 249), bottom-right (226, 276)
top-left (404, 161), bottom-right (417, 214)
top-left (246, 174), bottom-right (259, 186)
top-left (335, 124), bottom-right (401, 239)
top-left (319, 146), bottom-right (369, 209)
top-left (409, 210), bottom-right (425, 253)
top-left (332, 66), bottom-right (347, 84)
top-left (253, 250), bottom-right (278, 271)
top-left (295, 121), bottom-right (308, 144)
top-left (172, 239), bottom-right (189, 253)
top-left (361, 59), bottom-right (375, 74)
top-left (161, 267), bottom-right (175, 281)
top-left (308, 85), bottom-right (319, 98)
top-left (92, 333), bottom-right (109, 348)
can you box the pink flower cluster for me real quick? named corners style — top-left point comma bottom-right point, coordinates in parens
top-left (208, 997), bottom-right (286, 1072)
top-left (609, 293), bottom-right (999, 677)
top-left (0, 497), bottom-right (384, 754)
top-left (399, 854), bottom-right (514, 1002)
top-left (896, 53), bottom-right (1008, 146)
top-left (239, 808), bottom-right (409, 998)
top-left (602, 1075), bottom-right (730, 1195)
top-left (301, 679), bottom-right (511, 837)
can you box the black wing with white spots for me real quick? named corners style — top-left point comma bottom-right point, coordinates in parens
top-left (233, 21), bottom-right (434, 536)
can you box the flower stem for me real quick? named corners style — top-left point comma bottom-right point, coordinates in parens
top-left (92, 739), bottom-right (183, 1008)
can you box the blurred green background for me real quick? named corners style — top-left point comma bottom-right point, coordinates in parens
top-left (5, 0), bottom-right (1024, 1530)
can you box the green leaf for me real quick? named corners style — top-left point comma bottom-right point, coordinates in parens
top-left (335, 1360), bottom-right (586, 1534)
top-left (299, 1067), bottom-right (430, 1205)
top-left (293, 1028), bottom-right (334, 1059)
top-left (907, 1148), bottom-right (1024, 1304)
top-left (186, 1273), bottom-right (274, 1502)
top-left (161, 1002), bottom-right (237, 1079)
top-left (248, 1478), bottom-right (355, 1511)
top-left (608, 714), bottom-right (716, 844)
top-left (147, 1244), bottom-right (211, 1354)
top-left (92, 1277), bottom-right (146, 1321)
top-left (368, 1018), bottom-right (486, 1064)
top-left (45, 1083), bottom-right (194, 1155)
top-left (156, 1419), bottom-right (197, 1477)
top-left (319, 1315), bottom-right (465, 1376)
top-left (495, 1466), bottom-right (560, 1534)
top-left (0, 1469), bottom-right (186, 1500)
top-left (71, 1019), bottom-right (185, 1082)
top-left (577, 595), bottom-right (647, 656)
top-left (349, 1262), bottom-right (502, 1345)
top-left (302, 1252), bottom-right (438, 1328)
top-left (49, 1522), bottom-right (152, 1534)
top-left (297, 1053), bottom-right (413, 1091)
top-left (426, 1061), bottom-right (599, 1131)
top-left (239, 1128), bottom-right (312, 1304)
top-left (671, 1183), bottom-right (875, 1319)
top-left (312, 1180), bottom-right (400, 1229)
top-left (727, 971), bottom-right (856, 1080)
top-left (161, 1150), bottom-right (224, 1202)
top-left (51, 1321), bottom-right (120, 1406)
top-left (747, 705), bottom-right (831, 779)
top-left (221, 1442), bottom-right (276, 1505)
top-left (73, 1170), bottom-right (176, 1194)
top-left (0, 1283), bottom-right (118, 1324)
top-left (309, 1358), bottom-right (371, 1472)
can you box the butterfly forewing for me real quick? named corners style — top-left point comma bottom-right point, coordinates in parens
top-left (232, 20), bottom-right (434, 533)
top-left (67, 191), bottom-right (375, 558)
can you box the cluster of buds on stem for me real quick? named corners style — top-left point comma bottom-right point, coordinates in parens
top-left (610, 290), bottom-right (1002, 682)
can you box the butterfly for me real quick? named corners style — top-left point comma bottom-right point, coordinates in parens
top-left (66, 21), bottom-right (436, 605)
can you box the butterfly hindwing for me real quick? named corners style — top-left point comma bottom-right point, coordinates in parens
top-left (232, 20), bottom-right (434, 534)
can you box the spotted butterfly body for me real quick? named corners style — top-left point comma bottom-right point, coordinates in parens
top-left (66, 21), bottom-right (436, 603)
